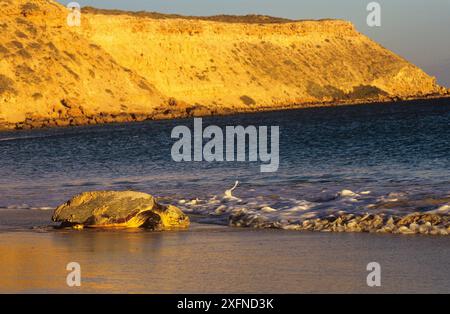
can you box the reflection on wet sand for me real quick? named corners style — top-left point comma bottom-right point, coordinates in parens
top-left (1, 225), bottom-right (450, 293)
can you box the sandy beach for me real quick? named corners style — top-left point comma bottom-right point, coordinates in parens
top-left (0, 209), bottom-right (449, 294)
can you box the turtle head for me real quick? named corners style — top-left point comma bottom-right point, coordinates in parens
top-left (158, 205), bottom-right (190, 229)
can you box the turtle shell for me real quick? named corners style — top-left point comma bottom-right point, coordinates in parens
top-left (52, 191), bottom-right (189, 229)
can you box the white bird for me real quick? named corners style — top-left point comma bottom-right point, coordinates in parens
top-left (224, 181), bottom-right (239, 200)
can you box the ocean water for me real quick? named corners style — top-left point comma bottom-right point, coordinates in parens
top-left (0, 98), bottom-right (449, 229)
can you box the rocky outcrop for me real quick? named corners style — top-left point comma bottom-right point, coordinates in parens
top-left (0, 0), bottom-right (166, 129)
top-left (229, 211), bottom-right (450, 235)
top-left (0, 0), bottom-right (448, 130)
top-left (52, 191), bottom-right (190, 230)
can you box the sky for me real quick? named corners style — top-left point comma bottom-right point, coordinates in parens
top-left (57, 0), bottom-right (450, 86)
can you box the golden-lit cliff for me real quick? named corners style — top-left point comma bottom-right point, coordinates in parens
top-left (0, 0), bottom-right (447, 129)
top-left (0, 0), bottom-right (166, 129)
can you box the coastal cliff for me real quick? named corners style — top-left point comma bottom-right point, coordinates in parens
top-left (0, 0), bottom-right (448, 130)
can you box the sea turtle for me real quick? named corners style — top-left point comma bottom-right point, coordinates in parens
top-left (52, 191), bottom-right (190, 230)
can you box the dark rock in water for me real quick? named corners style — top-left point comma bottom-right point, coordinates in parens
top-left (52, 191), bottom-right (190, 230)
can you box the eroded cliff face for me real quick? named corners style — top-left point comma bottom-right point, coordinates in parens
top-left (0, 0), bottom-right (166, 129)
top-left (0, 0), bottom-right (447, 129)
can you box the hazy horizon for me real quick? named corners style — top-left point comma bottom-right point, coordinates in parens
top-left (56, 0), bottom-right (450, 87)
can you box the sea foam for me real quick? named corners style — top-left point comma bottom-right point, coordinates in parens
top-left (175, 183), bottom-right (450, 235)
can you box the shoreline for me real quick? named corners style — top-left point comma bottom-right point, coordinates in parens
top-left (1, 208), bottom-right (449, 237)
top-left (1, 94), bottom-right (449, 132)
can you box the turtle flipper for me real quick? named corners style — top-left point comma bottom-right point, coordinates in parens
top-left (140, 211), bottom-right (164, 230)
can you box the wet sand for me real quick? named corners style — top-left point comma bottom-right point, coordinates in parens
top-left (0, 210), bottom-right (449, 293)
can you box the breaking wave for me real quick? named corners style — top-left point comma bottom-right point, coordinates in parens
top-left (175, 182), bottom-right (450, 235)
